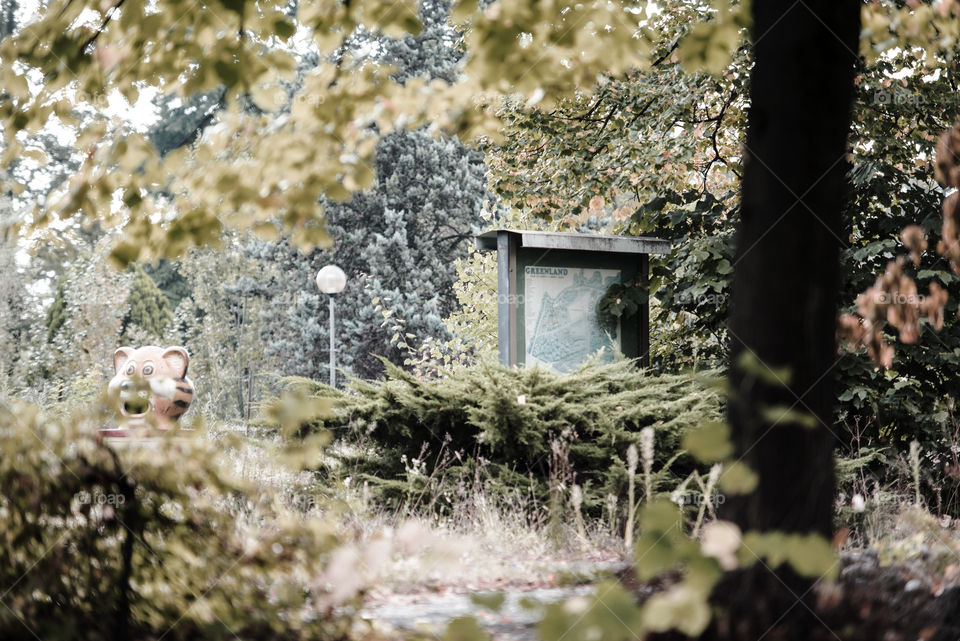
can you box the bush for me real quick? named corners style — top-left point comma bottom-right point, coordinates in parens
top-left (283, 358), bottom-right (723, 513)
top-left (0, 399), bottom-right (356, 641)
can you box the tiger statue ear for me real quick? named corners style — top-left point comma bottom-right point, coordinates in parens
top-left (162, 347), bottom-right (190, 378)
top-left (114, 347), bottom-right (135, 374)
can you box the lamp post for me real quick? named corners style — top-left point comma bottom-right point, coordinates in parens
top-left (316, 265), bottom-right (347, 387)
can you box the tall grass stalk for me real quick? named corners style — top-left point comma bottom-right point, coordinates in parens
top-left (910, 440), bottom-right (922, 507)
top-left (605, 493), bottom-right (618, 536)
top-left (692, 463), bottom-right (722, 537)
top-left (571, 484), bottom-right (588, 547)
top-left (640, 427), bottom-right (654, 504)
top-left (625, 444), bottom-right (638, 550)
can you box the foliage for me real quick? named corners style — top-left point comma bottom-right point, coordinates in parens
top-left (120, 264), bottom-right (173, 344)
top-left (147, 89), bottom-right (226, 157)
top-left (444, 245), bottom-right (499, 357)
top-left (0, 399), bottom-right (357, 641)
top-left (177, 239), bottom-right (278, 420)
top-left (353, 0), bottom-right (463, 84)
top-left (250, 126), bottom-right (486, 381)
top-left (0, 0), bottom-right (15, 41)
top-left (39, 241), bottom-right (132, 385)
top-left (0, 239), bottom-right (34, 391)
top-left (0, 0), bottom-right (727, 263)
top-left (44, 280), bottom-right (67, 343)
top-left (832, 49), bottom-right (960, 447)
top-left (142, 258), bottom-right (192, 312)
top-left (272, 357), bottom-right (722, 512)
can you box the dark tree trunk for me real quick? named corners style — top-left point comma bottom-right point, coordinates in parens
top-left (715, 0), bottom-right (860, 638)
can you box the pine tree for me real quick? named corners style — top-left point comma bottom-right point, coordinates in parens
top-left (142, 259), bottom-right (192, 311)
top-left (251, 127), bottom-right (486, 381)
top-left (121, 264), bottom-right (173, 344)
top-left (251, 0), bottom-right (486, 382)
top-left (45, 280), bottom-right (67, 344)
top-left (370, 0), bottom-right (462, 83)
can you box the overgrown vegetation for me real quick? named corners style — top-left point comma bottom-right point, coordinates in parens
top-left (267, 358), bottom-right (722, 518)
top-left (5, 0), bottom-right (960, 638)
top-left (0, 400), bottom-right (357, 641)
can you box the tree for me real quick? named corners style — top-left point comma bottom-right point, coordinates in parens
top-left (45, 280), bottom-right (67, 344)
top-left (120, 264), bottom-right (173, 343)
top-left (0, 0), bottom-right (16, 41)
top-left (251, 127), bottom-right (486, 380)
top-left (0, 238), bottom-right (34, 393)
top-left (4, 0), bottom-right (960, 635)
top-left (717, 0), bottom-right (860, 637)
top-left (40, 242), bottom-right (132, 387)
top-left (177, 238), bottom-right (277, 419)
top-left (142, 258), bottom-right (192, 312)
top-left (250, 0), bottom-right (487, 381)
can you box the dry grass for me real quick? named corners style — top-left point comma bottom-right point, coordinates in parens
top-left (210, 424), bottom-right (625, 595)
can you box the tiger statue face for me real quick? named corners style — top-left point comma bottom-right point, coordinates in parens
top-left (108, 345), bottom-right (195, 423)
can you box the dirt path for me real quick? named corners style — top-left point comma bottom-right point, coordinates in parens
top-left (361, 585), bottom-right (595, 640)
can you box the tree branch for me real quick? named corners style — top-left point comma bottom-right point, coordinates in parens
top-left (81, 0), bottom-right (126, 52)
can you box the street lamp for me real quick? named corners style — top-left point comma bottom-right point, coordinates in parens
top-left (316, 265), bottom-right (347, 387)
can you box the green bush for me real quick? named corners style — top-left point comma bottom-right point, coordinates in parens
top-left (0, 400), bottom-right (354, 641)
top-left (285, 358), bottom-right (723, 512)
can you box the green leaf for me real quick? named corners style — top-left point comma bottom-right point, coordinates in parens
top-left (470, 592), bottom-right (506, 611)
top-left (719, 461), bottom-right (758, 495)
top-left (785, 533), bottom-right (837, 580)
top-left (640, 500), bottom-right (682, 532)
top-left (736, 351), bottom-right (792, 386)
top-left (218, 0), bottom-right (246, 16)
top-left (443, 616), bottom-right (490, 641)
top-left (642, 585), bottom-right (711, 636)
top-left (214, 59), bottom-right (241, 87)
top-left (682, 421), bottom-right (732, 463)
top-left (273, 17), bottom-right (296, 39)
top-left (109, 242), bottom-right (142, 268)
top-left (759, 405), bottom-right (819, 429)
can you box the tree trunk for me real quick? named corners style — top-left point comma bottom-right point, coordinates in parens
top-left (716, 0), bottom-right (860, 638)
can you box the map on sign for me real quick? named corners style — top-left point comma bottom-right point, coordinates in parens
top-left (524, 266), bottom-right (621, 372)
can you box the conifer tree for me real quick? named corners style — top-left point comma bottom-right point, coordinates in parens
top-left (251, 0), bottom-right (486, 381)
top-left (45, 281), bottom-right (67, 344)
top-left (251, 127), bottom-right (486, 381)
top-left (142, 259), bottom-right (192, 312)
top-left (121, 264), bottom-right (173, 343)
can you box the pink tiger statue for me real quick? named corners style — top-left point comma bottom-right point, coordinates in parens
top-left (108, 345), bottom-right (195, 429)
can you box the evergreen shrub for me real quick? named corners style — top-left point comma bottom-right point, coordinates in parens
top-left (283, 358), bottom-right (723, 512)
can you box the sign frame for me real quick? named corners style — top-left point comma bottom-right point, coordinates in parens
top-left (475, 230), bottom-right (670, 370)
